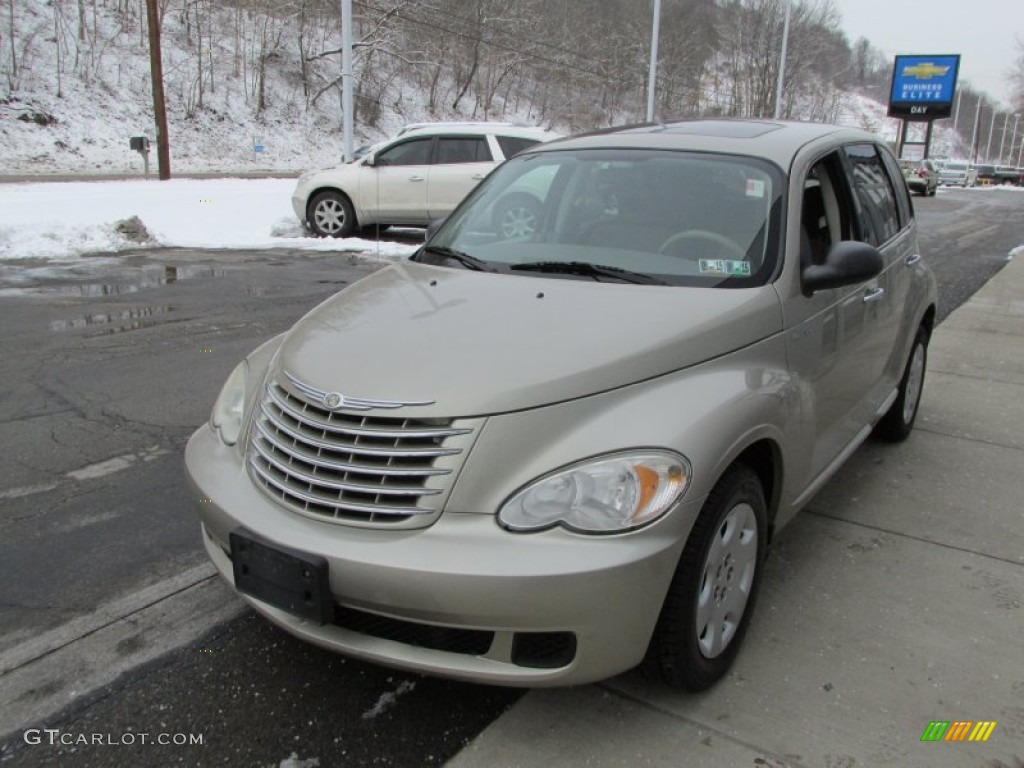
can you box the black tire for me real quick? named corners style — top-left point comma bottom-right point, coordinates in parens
top-left (493, 193), bottom-right (541, 238)
top-left (308, 190), bottom-right (356, 238)
top-left (875, 325), bottom-right (929, 442)
top-left (644, 463), bottom-right (767, 691)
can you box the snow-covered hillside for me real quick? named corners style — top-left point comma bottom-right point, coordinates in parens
top-left (0, 0), bottom-right (496, 174)
top-left (1, 0), bottom-right (973, 175)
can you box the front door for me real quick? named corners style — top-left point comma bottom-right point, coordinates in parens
top-left (366, 137), bottom-right (433, 223)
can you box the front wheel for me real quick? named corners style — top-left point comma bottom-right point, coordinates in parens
top-left (308, 191), bottom-right (356, 238)
top-left (875, 325), bottom-right (929, 442)
top-left (644, 463), bottom-right (767, 691)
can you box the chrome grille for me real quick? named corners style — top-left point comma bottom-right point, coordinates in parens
top-left (248, 378), bottom-right (476, 526)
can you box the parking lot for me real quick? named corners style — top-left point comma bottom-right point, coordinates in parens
top-left (0, 188), bottom-right (1021, 767)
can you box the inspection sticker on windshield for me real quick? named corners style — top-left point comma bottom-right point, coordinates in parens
top-left (745, 179), bottom-right (766, 198)
top-left (700, 259), bottom-right (751, 276)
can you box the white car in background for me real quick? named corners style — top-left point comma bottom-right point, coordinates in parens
top-left (937, 160), bottom-right (978, 187)
top-left (293, 123), bottom-right (561, 237)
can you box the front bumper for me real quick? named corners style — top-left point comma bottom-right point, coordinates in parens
top-left (186, 424), bottom-right (701, 687)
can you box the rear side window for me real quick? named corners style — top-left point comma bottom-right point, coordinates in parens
top-left (436, 137), bottom-right (492, 164)
top-left (496, 135), bottom-right (541, 159)
top-left (844, 145), bottom-right (900, 246)
top-left (879, 149), bottom-right (913, 228)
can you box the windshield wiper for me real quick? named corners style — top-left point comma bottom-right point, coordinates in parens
top-left (508, 260), bottom-right (668, 285)
top-left (415, 245), bottom-right (497, 272)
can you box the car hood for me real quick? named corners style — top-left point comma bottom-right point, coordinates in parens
top-left (272, 262), bottom-right (783, 417)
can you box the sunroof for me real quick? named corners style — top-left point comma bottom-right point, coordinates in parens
top-left (626, 121), bottom-right (783, 139)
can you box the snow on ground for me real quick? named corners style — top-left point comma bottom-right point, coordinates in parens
top-left (361, 679), bottom-right (416, 720)
top-left (0, 178), bottom-right (419, 261)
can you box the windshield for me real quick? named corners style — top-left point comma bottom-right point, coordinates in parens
top-left (423, 149), bottom-right (783, 287)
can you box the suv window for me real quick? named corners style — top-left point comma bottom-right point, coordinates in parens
top-left (436, 137), bottom-right (492, 164)
top-left (843, 144), bottom-right (900, 246)
top-left (376, 137), bottom-right (433, 166)
top-left (496, 135), bottom-right (541, 159)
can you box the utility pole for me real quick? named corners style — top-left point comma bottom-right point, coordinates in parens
top-left (997, 113), bottom-right (1009, 164)
top-left (773, 0), bottom-right (792, 119)
top-left (145, 0), bottom-right (170, 180)
top-left (1009, 114), bottom-right (1021, 165)
top-left (340, 0), bottom-right (353, 162)
top-left (984, 108), bottom-right (997, 163)
top-left (970, 98), bottom-right (982, 162)
top-left (646, 0), bottom-right (661, 123)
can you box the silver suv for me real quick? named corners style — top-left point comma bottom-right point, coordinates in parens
top-left (189, 120), bottom-right (937, 690)
top-left (292, 123), bottom-right (559, 237)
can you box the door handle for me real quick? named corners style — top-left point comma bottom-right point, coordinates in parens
top-left (409, 175), bottom-right (425, 182)
top-left (905, 253), bottom-right (922, 266)
top-left (862, 286), bottom-right (885, 304)
top-left (471, 174), bottom-right (486, 180)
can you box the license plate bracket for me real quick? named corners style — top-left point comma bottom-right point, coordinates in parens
top-left (230, 529), bottom-right (332, 625)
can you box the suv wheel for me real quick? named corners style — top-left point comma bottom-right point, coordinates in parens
top-left (494, 193), bottom-right (541, 238)
top-left (644, 463), bottom-right (766, 691)
top-left (309, 191), bottom-right (356, 238)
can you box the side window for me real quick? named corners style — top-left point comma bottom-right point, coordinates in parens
top-left (435, 137), bottom-right (492, 164)
top-left (376, 138), bottom-right (433, 167)
top-left (800, 153), bottom-right (855, 268)
top-left (843, 144), bottom-right (900, 245)
top-left (879, 148), bottom-right (913, 229)
top-left (496, 135), bottom-right (540, 159)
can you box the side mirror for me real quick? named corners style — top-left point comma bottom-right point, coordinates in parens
top-left (425, 216), bottom-right (448, 242)
top-left (363, 153), bottom-right (376, 167)
top-left (802, 240), bottom-right (884, 295)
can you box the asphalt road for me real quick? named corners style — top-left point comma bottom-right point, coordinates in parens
top-left (0, 188), bottom-right (1021, 767)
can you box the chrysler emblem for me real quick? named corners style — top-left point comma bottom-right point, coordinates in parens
top-left (283, 371), bottom-right (435, 412)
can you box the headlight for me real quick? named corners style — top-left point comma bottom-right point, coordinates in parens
top-left (498, 451), bottom-right (691, 534)
top-left (210, 360), bottom-right (248, 446)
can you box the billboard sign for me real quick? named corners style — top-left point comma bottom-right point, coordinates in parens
top-left (888, 54), bottom-right (960, 120)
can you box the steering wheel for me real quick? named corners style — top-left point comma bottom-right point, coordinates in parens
top-left (656, 229), bottom-right (746, 260)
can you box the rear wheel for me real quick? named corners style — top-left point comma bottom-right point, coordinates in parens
top-left (875, 325), bottom-right (929, 442)
top-left (644, 463), bottom-right (766, 691)
top-left (308, 191), bottom-right (356, 238)
top-left (493, 193), bottom-right (541, 238)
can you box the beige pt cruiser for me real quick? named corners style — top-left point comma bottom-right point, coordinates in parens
top-left (186, 120), bottom-right (937, 691)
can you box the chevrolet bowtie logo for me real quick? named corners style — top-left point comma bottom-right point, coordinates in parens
top-left (902, 63), bottom-right (950, 79)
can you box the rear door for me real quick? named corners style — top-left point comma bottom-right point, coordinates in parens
top-left (426, 135), bottom-right (494, 218)
top-left (839, 143), bottom-right (909, 426)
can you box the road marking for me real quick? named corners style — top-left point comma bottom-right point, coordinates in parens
top-left (0, 562), bottom-right (245, 742)
top-left (0, 482), bottom-right (58, 500)
top-left (0, 562), bottom-right (217, 675)
top-left (1, 446), bottom-right (172, 498)
top-left (65, 454), bottom-right (137, 481)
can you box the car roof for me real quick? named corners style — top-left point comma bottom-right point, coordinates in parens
top-left (393, 122), bottom-right (556, 140)
top-left (528, 119), bottom-right (887, 168)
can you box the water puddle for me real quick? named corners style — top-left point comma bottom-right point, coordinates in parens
top-left (49, 305), bottom-right (177, 333)
top-left (0, 264), bottom-right (227, 298)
